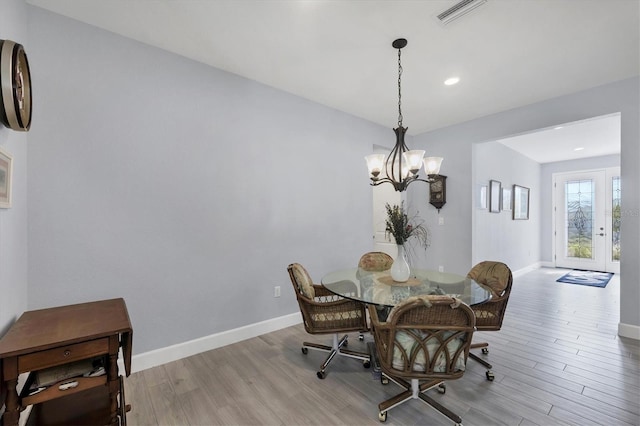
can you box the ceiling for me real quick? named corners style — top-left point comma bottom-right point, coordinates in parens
top-left (496, 113), bottom-right (620, 164)
top-left (26, 0), bottom-right (638, 162)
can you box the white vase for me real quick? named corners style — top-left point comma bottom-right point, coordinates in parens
top-left (391, 244), bottom-right (410, 282)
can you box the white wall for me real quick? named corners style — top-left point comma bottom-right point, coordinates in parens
top-left (411, 77), bottom-right (639, 338)
top-left (26, 7), bottom-right (389, 354)
top-left (0, 0), bottom-right (29, 336)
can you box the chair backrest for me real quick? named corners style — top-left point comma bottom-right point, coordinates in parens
top-left (358, 252), bottom-right (394, 272)
top-left (288, 263), bottom-right (319, 334)
top-left (288, 262), bottom-right (316, 299)
top-left (466, 261), bottom-right (513, 331)
top-left (368, 295), bottom-right (475, 381)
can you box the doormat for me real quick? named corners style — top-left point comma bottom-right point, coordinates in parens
top-left (556, 270), bottom-right (613, 288)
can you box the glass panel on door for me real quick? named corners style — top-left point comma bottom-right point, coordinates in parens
top-left (565, 179), bottom-right (595, 260)
top-left (554, 167), bottom-right (619, 273)
top-left (611, 176), bottom-right (621, 262)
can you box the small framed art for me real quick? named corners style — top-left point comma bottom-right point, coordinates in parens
top-left (0, 146), bottom-right (13, 208)
top-left (513, 184), bottom-right (530, 220)
top-left (489, 180), bottom-right (501, 213)
top-left (502, 187), bottom-right (511, 211)
top-left (479, 184), bottom-right (487, 209)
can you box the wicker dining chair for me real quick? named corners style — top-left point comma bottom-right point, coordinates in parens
top-left (357, 251), bottom-right (394, 273)
top-left (466, 261), bottom-right (513, 381)
top-left (368, 295), bottom-right (475, 424)
top-left (287, 263), bottom-right (370, 379)
top-left (357, 251), bottom-right (394, 337)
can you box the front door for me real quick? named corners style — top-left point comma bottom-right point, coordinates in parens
top-left (553, 167), bottom-right (620, 273)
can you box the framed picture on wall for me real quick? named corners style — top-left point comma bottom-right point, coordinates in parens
top-left (489, 180), bottom-right (501, 213)
top-left (502, 187), bottom-right (511, 211)
top-left (0, 146), bottom-right (12, 208)
top-left (513, 184), bottom-right (530, 220)
top-left (479, 184), bottom-right (487, 209)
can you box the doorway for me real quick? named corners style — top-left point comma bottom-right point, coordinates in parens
top-left (370, 146), bottom-right (402, 258)
top-left (553, 167), bottom-right (620, 273)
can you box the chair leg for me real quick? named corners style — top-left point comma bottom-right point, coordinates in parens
top-left (468, 341), bottom-right (495, 381)
top-left (302, 334), bottom-right (370, 379)
top-left (378, 388), bottom-right (413, 413)
top-left (378, 378), bottom-right (464, 424)
top-left (317, 334), bottom-right (346, 378)
top-left (468, 351), bottom-right (493, 369)
top-left (418, 392), bottom-right (463, 424)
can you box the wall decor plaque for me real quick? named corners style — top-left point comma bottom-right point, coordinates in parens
top-left (0, 146), bottom-right (13, 208)
top-left (489, 179), bottom-right (502, 213)
top-left (513, 184), bottom-right (530, 220)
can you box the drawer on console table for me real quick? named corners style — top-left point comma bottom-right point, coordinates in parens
top-left (17, 338), bottom-right (109, 373)
top-left (20, 375), bottom-right (107, 406)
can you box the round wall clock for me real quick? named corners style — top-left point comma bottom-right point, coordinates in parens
top-left (0, 40), bottom-right (32, 131)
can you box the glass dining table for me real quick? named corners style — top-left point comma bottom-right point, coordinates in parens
top-left (321, 267), bottom-right (492, 308)
top-left (321, 267), bottom-right (492, 379)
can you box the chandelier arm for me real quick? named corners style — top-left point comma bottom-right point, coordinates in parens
top-left (369, 175), bottom-right (435, 189)
top-left (411, 177), bottom-right (436, 184)
top-left (385, 141), bottom-right (404, 186)
top-left (370, 175), bottom-right (429, 191)
top-left (369, 178), bottom-right (393, 187)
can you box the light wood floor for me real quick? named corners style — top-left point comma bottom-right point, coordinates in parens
top-left (124, 268), bottom-right (639, 425)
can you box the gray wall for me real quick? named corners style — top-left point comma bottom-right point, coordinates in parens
top-left (404, 132), bottom-right (473, 273)
top-left (473, 142), bottom-right (541, 271)
top-left (540, 154), bottom-right (621, 263)
top-left (0, 0), bottom-right (29, 336)
top-left (26, 7), bottom-right (388, 354)
top-left (405, 136), bottom-right (541, 275)
top-left (411, 77), bottom-right (639, 333)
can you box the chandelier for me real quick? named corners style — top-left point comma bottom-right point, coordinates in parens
top-left (365, 38), bottom-right (443, 192)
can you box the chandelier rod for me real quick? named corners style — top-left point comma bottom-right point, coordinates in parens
top-left (397, 46), bottom-right (403, 127)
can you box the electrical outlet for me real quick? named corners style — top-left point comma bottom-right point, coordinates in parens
top-left (274, 286), bottom-right (281, 297)
top-left (438, 217), bottom-right (445, 226)
top-left (438, 265), bottom-right (444, 272)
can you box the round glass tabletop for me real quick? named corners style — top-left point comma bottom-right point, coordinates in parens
top-left (321, 268), bottom-right (492, 307)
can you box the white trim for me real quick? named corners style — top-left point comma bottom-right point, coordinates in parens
top-left (512, 262), bottom-right (541, 278)
top-left (618, 322), bottom-right (640, 340)
top-left (123, 266), bottom-right (639, 374)
top-left (123, 313), bottom-right (302, 373)
top-left (539, 261), bottom-right (555, 268)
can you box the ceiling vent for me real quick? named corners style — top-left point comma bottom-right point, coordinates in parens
top-left (437, 0), bottom-right (487, 25)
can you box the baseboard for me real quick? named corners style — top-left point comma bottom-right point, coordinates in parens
top-left (618, 322), bottom-right (640, 340)
top-left (124, 312), bottom-right (302, 373)
top-left (123, 265), bottom-right (639, 373)
top-left (539, 261), bottom-right (555, 268)
top-left (512, 262), bottom-right (541, 278)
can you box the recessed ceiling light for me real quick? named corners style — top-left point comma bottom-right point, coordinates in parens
top-left (554, 126), bottom-right (564, 130)
top-left (444, 77), bottom-right (460, 86)
top-left (574, 147), bottom-right (585, 151)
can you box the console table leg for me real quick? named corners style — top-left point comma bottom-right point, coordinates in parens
top-left (108, 352), bottom-right (119, 425)
top-left (3, 378), bottom-right (20, 426)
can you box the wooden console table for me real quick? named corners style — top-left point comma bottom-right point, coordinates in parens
top-left (0, 298), bottom-right (132, 426)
